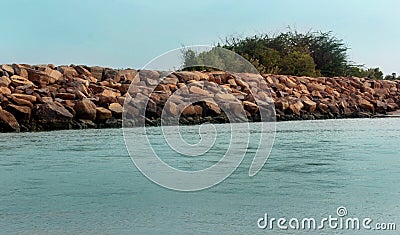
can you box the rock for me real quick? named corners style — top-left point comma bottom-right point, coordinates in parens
top-left (57, 66), bottom-right (78, 77)
top-left (275, 100), bottom-right (289, 111)
top-left (12, 64), bottom-right (29, 78)
top-left (11, 75), bottom-right (35, 87)
top-left (75, 99), bottom-right (97, 121)
top-left (12, 94), bottom-right (36, 103)
top-left (302, 98), bottom-right (317, 113)
top-left (89, 66), bottom-right (104, 81)
top-left (182, 105), bottom-right (197, 116)
top-left (317, 103), bottom-right (329, 113)
top-left (243, 101), bottom-right (259, 114)
top-left (289, 99), bottom-right (304, 116)
top-left (100, 89), bottom-right (120, 98)
top-left (376, 100), bottom-right (387, 113)
top-left (0, 76), bottom-right (11, 87)
top-left (174, 71), bottom-right (207, 82)
top-left (359, 98), bottom-right (374, 112)
top-left (75, 65), bottom-right (92, 77)
top-left (1, 65), bottom-right (14, 76)
top-left (204, 101), bottom-right (221, 115)
top-left (27, 69), bottom-right (58, 85)
top-left (0, 109), bottom-right (20, 132)
top-left (5, 104), bottom-right (31, 121)
top-left (96, 107), bottom-right (112, 121)
top-left (34, 102), bottom-right (74, 129)
top-left (109, 103), bottom-right (123, 118)
top-left (307, 82), bottom-right (326, 92)
top-left (55, 93), bottom-right (76, 100)
top-left (10, 96), bottom-right (33, 108)
top-left (0, 87), bottom-right (11, 95)
top-left (189, 86), bottom-right (211, 96)
top-left (215, 93), bottom-right (236, 101)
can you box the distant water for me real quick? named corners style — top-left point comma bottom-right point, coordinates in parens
top-left (1, 119), bottom-right (399, 234)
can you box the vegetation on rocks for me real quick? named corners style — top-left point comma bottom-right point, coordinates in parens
top-left (183, 30), bottom-right (386, 79)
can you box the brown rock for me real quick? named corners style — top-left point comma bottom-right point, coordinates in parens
top-left (55, 93), bottom-right (76, 100)
top-left (109, 102), bottom-right (123, 118)
top-left (100, 89), bottom-right (121, 98)
top-left (96, 107), bottom-right (112, 121)
top-left (1, 65), bottom-right (14, 76)
top-left (215, 93), bottom-right (236, 101)
top-left (289, 100), bottom-right (304, 116)
top-left (275, 100), bottom-right (289, 111)
top-left (12, 64), bottom-right (29, 78)
top-left (0, 76), bottom-right (11, 87)
top-left (57, 66), bottom-right (78, 77)
top-left (89, 66), bottom-right (104, 81)
top-left (27, 69), bottom-right (58, 85)
top-left (75, 66), bottom-right (92, 77)
top-left (243, 101), bottom-right (259, 114)
top-left (5, 104), bottom-right (31, 121)
top-left (11, 75), bottom-right (35, 87)
top-left (0, 87), bottom-right (11, 95)
top-left (75, 98), bottom-right (97, 120)
top-left (182, 105), bottom-right (197, 116)
top-left (318, 103), bottom-right (329, 113)
top-left (12, 94), bottom-right (36, 103)
top-left (34, 102), bottom-right (74, 129)
top-left (359, 98), bottom-right (374, 112)
top-left (302, 98), bottom-right (317, 113)
top-left (189, 86), bottom-right (211, 96)
top-left (10, 96), bottom-right (33, 108)
top-left (0, 109), bottom-right (20, 132)
top-left (204, 101), bottom-right (221, 115)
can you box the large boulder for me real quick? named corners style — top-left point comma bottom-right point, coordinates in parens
top-left (96, 107), bottom-right (112, 121)
top-left (75, 99), bottom-right (97, 121)
top-left (27, 69), bottom-right (60, 85)
top-left (34, 102), bottom-right (74, 129)
top-left (5, 104), bottom-right (31, 122)
top-left (0, 108), bottom-right (20, 132)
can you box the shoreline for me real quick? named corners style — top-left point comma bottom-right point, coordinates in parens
top-left (1, 64), bottom-right (399, 133)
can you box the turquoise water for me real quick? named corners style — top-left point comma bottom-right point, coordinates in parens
top-left (1, 119), bottom-right (399, 234)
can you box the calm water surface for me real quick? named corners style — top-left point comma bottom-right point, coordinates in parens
top-left (1, 118), bottom-right (399, 234)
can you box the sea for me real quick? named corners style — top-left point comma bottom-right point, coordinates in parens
top-left (1, 118), bottom-right (399, 234)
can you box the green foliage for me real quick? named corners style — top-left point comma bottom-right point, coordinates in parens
top-left (345, 66), bottom-right (384, 80)
top-left (182, 29), bottom-right (390, 79)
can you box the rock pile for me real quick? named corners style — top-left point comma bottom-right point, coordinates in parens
top-left (0, 63), bottom-right (399, 132)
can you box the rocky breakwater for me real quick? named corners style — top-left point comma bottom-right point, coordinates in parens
top-left (0, 63), bottom-right (399, 132)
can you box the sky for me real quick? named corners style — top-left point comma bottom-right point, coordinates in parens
top-left (1, 0), bottom-right (399, 75)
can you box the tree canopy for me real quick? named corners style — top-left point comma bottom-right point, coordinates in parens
top-left (183, 30), bottom-right (386, 79)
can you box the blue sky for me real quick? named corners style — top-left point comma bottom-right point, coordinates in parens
top-left (1, 0), bottom-right (399, 74)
